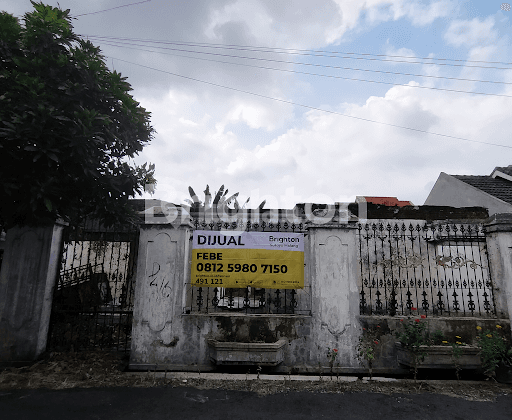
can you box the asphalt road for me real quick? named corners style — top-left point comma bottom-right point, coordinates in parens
top-left (1, 387), bottom-right (512, 420)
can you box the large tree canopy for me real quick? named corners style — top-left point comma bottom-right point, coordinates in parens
top-left (0, 2), bottom-right (155, 228)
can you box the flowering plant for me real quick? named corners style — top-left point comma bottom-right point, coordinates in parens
top-left (396, 311), bottom-right (429, 349)
top-left (396, 308), bottom-right (429, 379)
top-left (428, 330), bottom-right (468, 379)
top-left (476, 325), bottom-right (512, 377)
top-left (326, 347), bottom-right (338, 376)
top-left (450, 336), bottom-right (466, 380)
top-left (357, 325), bottom-right (382, 379)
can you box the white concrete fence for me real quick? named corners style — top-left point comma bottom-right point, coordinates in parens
top-left (2, 205), bottom-right (512, 374)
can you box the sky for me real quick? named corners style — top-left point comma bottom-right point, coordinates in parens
top-left (3, 0), bottom-right (512, 209)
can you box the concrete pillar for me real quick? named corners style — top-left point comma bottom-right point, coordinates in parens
top-left (307, 223), bottom-right (361, 367)
top-left (0, 222), bottom-right (65, 366)
top-left (129, 222), bottom-right (192, 370)
top-left (485, 214), bottom-right (512, 321)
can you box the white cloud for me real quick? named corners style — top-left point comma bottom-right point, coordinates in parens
top-left (8, 0), bottom-right (511, 213)
top-left (204, 0), bottom-right (454, 49)
top-left (206, 0), bottom-right (344, 48)
top-left (404, 0), bottom-right (454, 26)
top-left (384, 44), bottom-right (416, 60)
top-left (223, 99), bottom-right (293, 131)
top-left (140, 74), bottom-right (512, 209)
top-left (445, 17), bottom-right (497, 48)
top-left (205, 1), bottom-right (272, 41)
top-left (361, 0), bottom-right (454, 26)
top-left (419, 53), bottom-right (442, 88)
top-left (327, 0), bottom-right (455, 43)
top-left (383, 41), bottom-right (417, 66)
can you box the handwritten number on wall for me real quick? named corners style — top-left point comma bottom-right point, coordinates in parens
top-left (148, 262), bottom-right (171, 298)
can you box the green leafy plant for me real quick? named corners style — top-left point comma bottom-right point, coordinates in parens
top-left (426, 330), bottom-right (468, 380)
top-left (430, 329), bottom-right (445, 345)
top-left (476, 325), bottom-right (512, 378)
top-left (357, 325), bottom-right (382, 379)
top-left (396, 308), bottom-right (429, 380)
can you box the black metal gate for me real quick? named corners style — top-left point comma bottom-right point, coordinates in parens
top-left (47, 219), bottom-right (139, 352)
top-left (357, 222), bottom-right (496, 317)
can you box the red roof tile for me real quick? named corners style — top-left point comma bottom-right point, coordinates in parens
top-left (363, 197), bottom-right (413, 207)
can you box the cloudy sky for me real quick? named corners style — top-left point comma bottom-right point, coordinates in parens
top-left (3, 0), bottom-right (512, 208)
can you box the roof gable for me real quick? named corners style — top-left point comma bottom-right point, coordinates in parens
top-left (453, 174), bottom-right (512, 205)
top-left (491, 165), bottom-right (512, 182)
top-left (493, 165), bottom-right (512, 177)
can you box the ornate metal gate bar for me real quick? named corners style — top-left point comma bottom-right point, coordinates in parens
top-left (357, 222), bottom-right (496, 317)
top-left (47, 219), bottom-right (139, 352)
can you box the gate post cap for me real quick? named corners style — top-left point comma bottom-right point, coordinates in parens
top-left (485, 213), bottom-right (512, 233)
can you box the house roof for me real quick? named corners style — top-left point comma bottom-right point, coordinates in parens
top-left (359, 196), bottom-right (414, 207)
top-left (453, 171), bottom-right (512, 205)
top-left (493, 165), bottom-right (512, 177)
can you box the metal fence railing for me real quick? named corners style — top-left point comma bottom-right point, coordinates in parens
top-left (357, 222), bottom-right (496, 317)
top-left (47, 219), bottom-right (139, 352)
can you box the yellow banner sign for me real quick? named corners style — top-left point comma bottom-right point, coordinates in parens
top-left (191, 231), bottom-right (304, 289)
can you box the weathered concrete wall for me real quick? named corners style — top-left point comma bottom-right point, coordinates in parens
top-left (129, 222), bottom-right (317, 371)
top-left (0, 223), bottom-right (64, 366)
top-left (129, 222), bottom-right (364, 373)
top-left (129, 212), bottom-right (512, 374)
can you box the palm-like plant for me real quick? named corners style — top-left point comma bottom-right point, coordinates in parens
top-left (184, 185), bottom-right (265, 219)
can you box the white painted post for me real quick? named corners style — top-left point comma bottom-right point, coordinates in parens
top-left (0, 222), bottom-right (65, 366)
top-left (129, 221), bottom-right (193, 370)
top-left (485, 214), bottom-right (512, 321)
top-left (307, 223), bottom-right (361, 368)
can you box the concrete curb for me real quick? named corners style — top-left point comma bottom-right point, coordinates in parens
top-left (128, 372), bottom-right (360, 382)
top-left (125, 372), bottom-right (496, 386)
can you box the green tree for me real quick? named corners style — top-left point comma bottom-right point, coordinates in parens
top-left (0, 2), bottom-right (155, 228)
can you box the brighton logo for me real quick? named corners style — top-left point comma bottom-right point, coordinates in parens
top-left (502, 3), bottom-right (511, 11)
